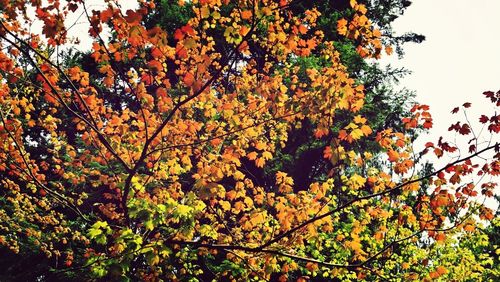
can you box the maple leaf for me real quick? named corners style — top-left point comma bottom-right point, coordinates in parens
top-left (353, 115), bottom-right (367, 124)
top-left (2, 1), bottom-right (499, 280)
top-left (125, 10), bottom-right (142, 24)
top-left (360, 125), bottom-right (372, 135)
top-left (241, 10), bottom-right (252, 20)
top-left (298, 24), bottom-right (308, 35)
top-left (262, 151), bottom-right (273, 160)
top-left (337, 18), bottom-right (348, 35)
top-left (435, 232), bottom-right (446, 242)
top-left (255, 157), bottom-right (265, 168)
top-left (385, 45), bottom-right (393, 55)
top-left (247, 151), bottom-right (258, 160)
top-left (479, 115), bottom-right (489, 123)
top-left (350, 128), bottom-right (364, 140)
top-left (387, 149), bottom-right (399, 162)
top-left (183, 72), bottom-right (195, 86)
top-left (423, 120), bottom-right (433, 129)
top-left (459, 123), bottom-right (471, 135)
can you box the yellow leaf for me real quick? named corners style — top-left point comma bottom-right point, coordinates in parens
top-left (199, 224), bottom-right (218, 239)
top-left (255, 141), bottom-right (267, 151)
top-left (243, 197), bottom-right (254, 208)
top-left (233, 171), bottom-right (245, 180)
top-left (262, 151), bottom-right (273, 160)
top-left (176, 205), bottom-right (193, 218)
top-left (200, 6), bottom-right (210, 19)
top-left (233, 201), bottom-right (245, 213)
top-left (250, 212), bottom-right (265, 226)
top-left (261, 7), bottom-right (272, 16)
top-left (349, 240), bottom-right (362, 251)
top-left (348, 173), bottom-right (366, 190)
top-left (350, 128), bottom-right (364, 140)
top-left (353, 115), bottom-right (366, 124)
top-left (219, 200), bottom-right (231, 211)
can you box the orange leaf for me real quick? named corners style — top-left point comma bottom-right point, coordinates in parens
top-left (247, 151), bottom-right (257, 160)
top-left (241, 10), bottom-right (252, 20)
top-left (298, 24), bottom-right (307, 35)
top-left (361, 125), bottom-right (372, 135)
top-left (435, 232), bottom-right (446, 242)
top-left (436, 266), bottom-right (448, 275)
top-left (387, 150), bottom-right (399, 162)
top-left (255, 157), bottom-right (265, 168)
top-left (337, 19), bottom-right (348, 35)
top-left (385, 45), bottom-right (393, 55)
top-left (463, 224), bottom-right (475, 232)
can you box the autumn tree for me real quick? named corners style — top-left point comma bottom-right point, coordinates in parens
top-left (0, 0), bottom-right (498, 281)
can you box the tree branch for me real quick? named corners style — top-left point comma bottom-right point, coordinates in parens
top-left (259, 142), bottom-right (499, 249)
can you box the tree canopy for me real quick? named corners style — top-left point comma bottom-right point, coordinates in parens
top-left (0, 0), bottom-right (498, 281)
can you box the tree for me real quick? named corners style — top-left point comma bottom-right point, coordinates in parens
top-left (0, 0), bottom-right (498, 281)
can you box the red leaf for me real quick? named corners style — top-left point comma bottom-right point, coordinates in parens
top-left (68, 3), bottom-right (78, 12)
top-left (483, 91), bottom-right (494, 98)
top-left (448, 122), bottom-right (460, 132)
top-left (459, 124), bottom-right (471, 135)
top-left (100, 9), bottom-right (113, 22)
top-left (488, 124), bottom-right (500, 133)
top-left (151, 47), bottom-right (163, 59)
top-left (469, 145), bottom-right (476, 154)
top-left (423, 120), bottom-right (433, 129)
top-left (451, 107), bottom-right (459, 114)
top-left (462, 102), bottom-right (471, 108)
top-left (174, 29), bottom-right (184, 41)
top-left (141, 73), bottom-right (152, 85)
top-left (181, 25), bottom-right (195, 36)
top-left (479, 115), bottom-right (489, 123)
top-left (35, 7), bottom-right (46, 18)
top-left (450, 173), bottom-right (461, 184)
top-left (125, 10), bottom-right (142, 24)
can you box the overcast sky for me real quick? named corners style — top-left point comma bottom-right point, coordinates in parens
top-left (381, 0), bottom-right (500, 148)
top-left (382, 0), bottom-right (500, 208)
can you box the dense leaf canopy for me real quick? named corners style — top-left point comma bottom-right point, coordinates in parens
top-left (0, 0), bottom-right (498, 281)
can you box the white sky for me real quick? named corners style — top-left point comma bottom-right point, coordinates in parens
top-left (381, 0), bottom-right (500, 208)
top-left (381, 0), bottom-right (500, 148)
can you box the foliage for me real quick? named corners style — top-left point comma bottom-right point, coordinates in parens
top-left (0, 0), bottom-right (498, 281)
